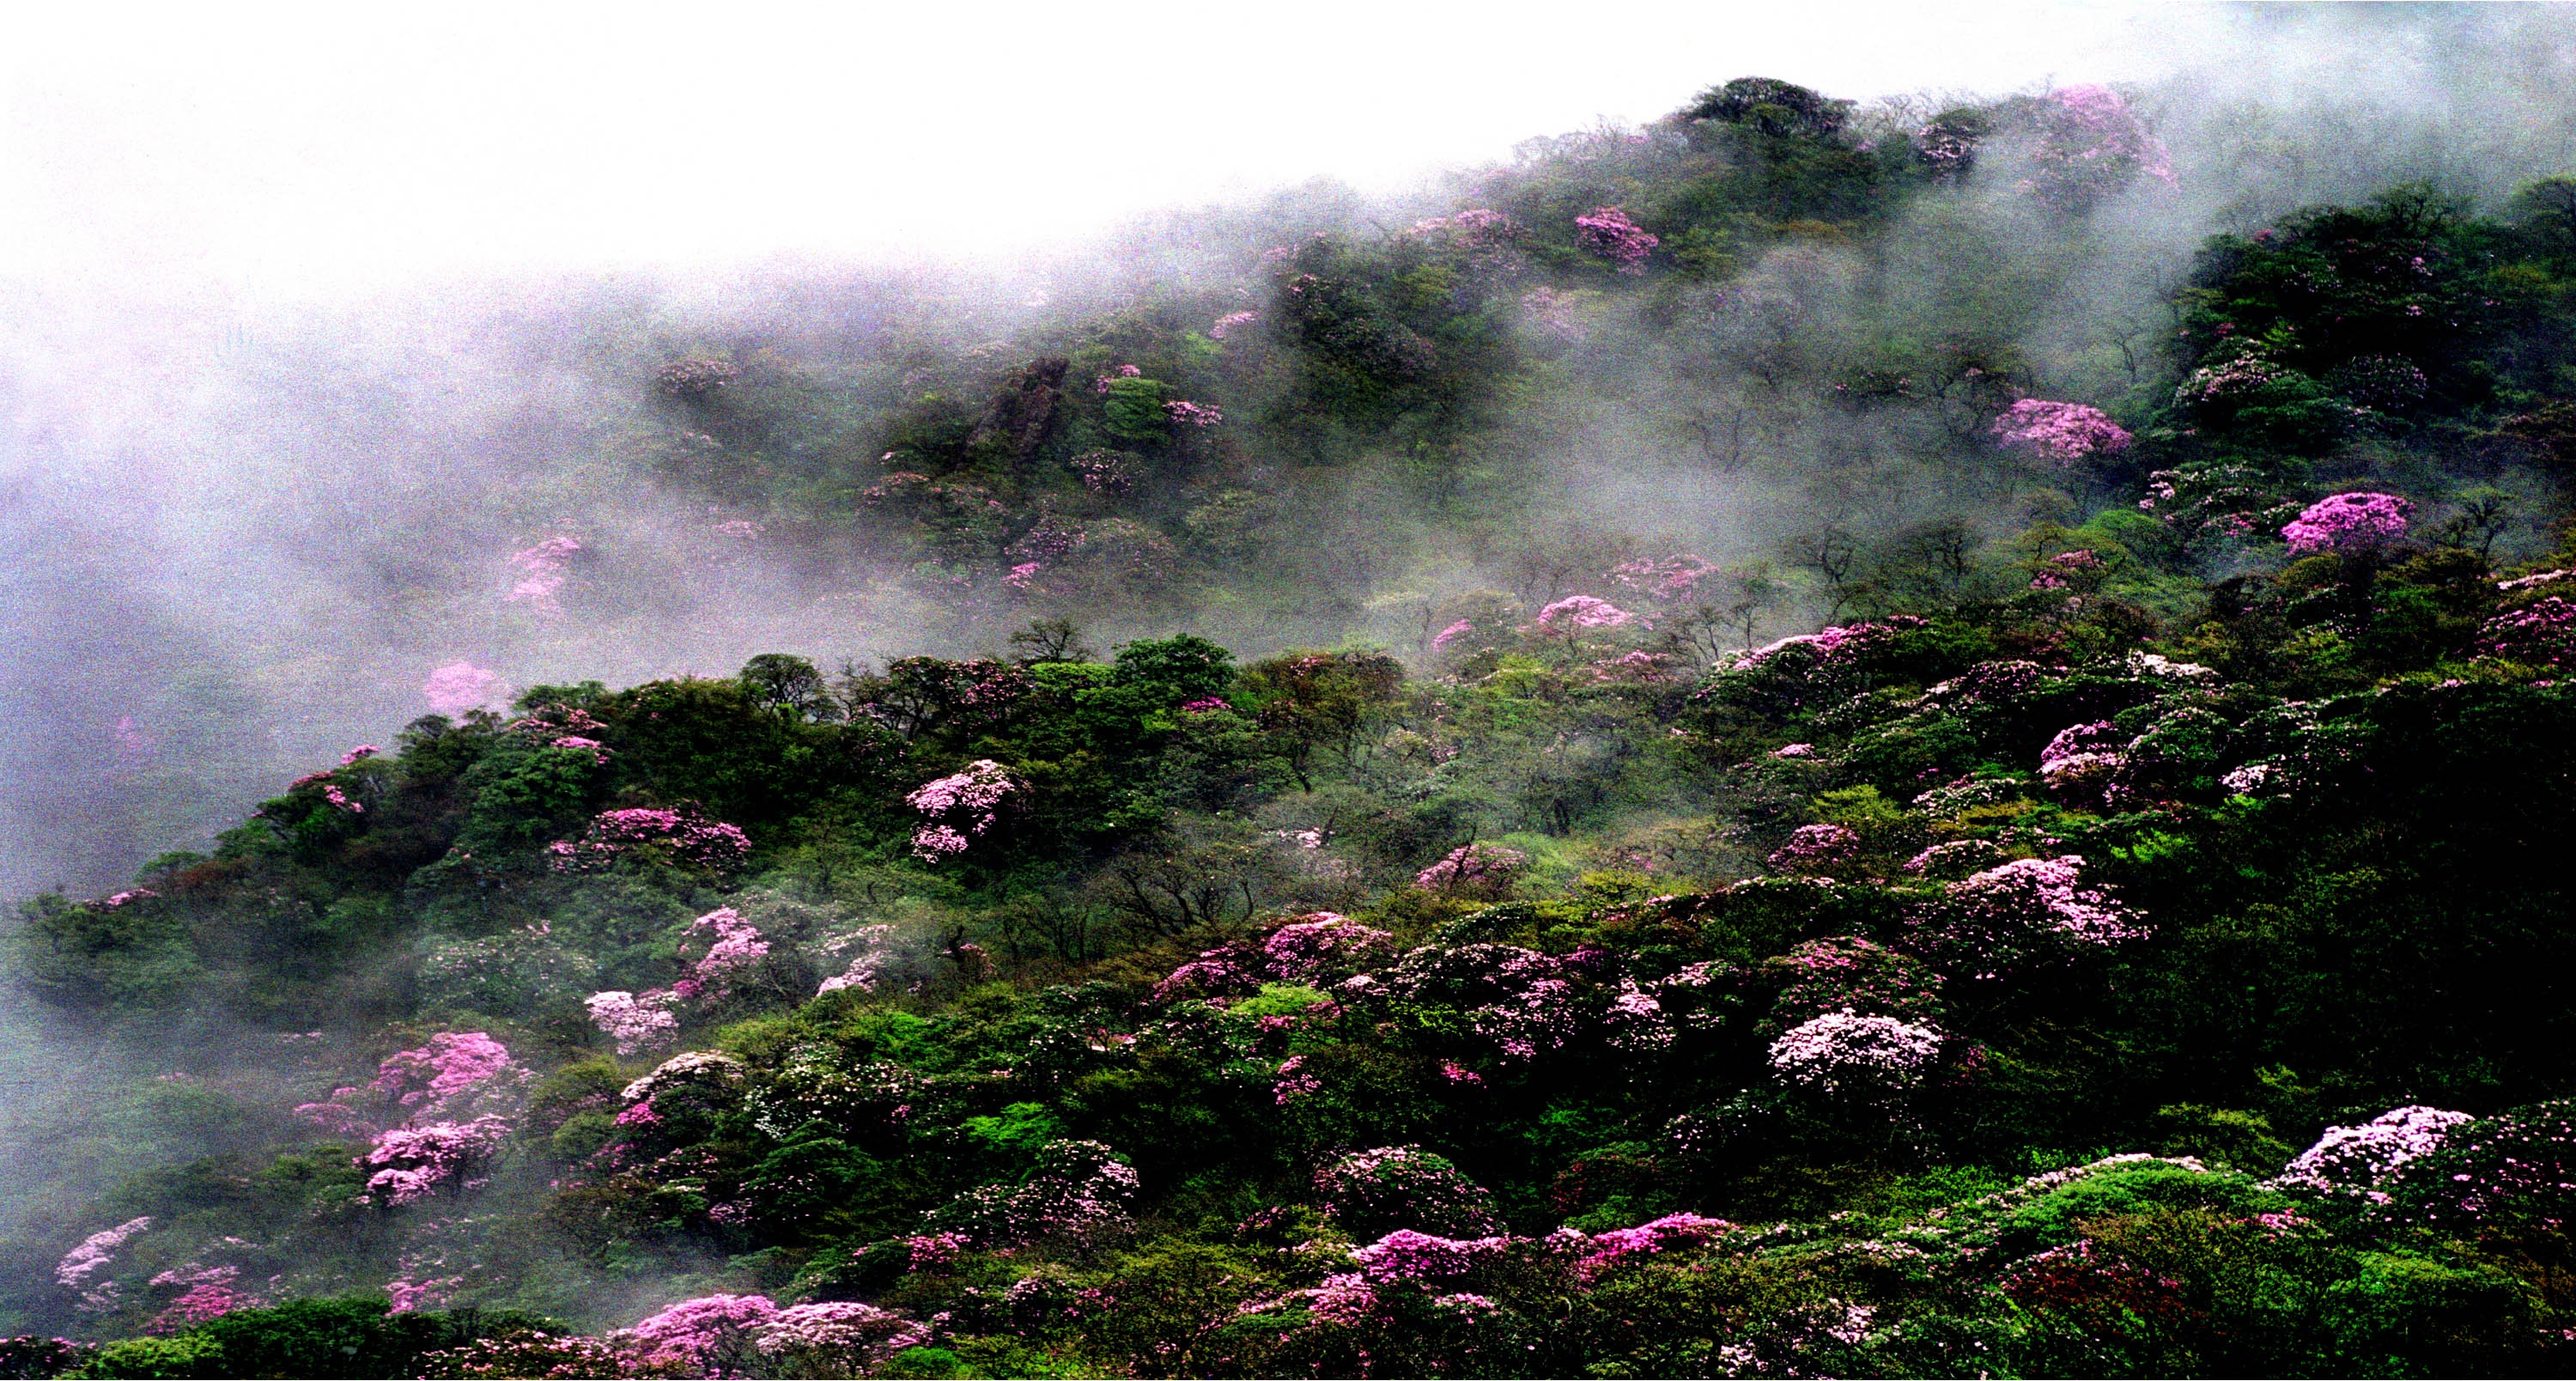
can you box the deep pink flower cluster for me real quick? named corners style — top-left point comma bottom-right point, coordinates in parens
top-left (2272, 1104), bottom-right (2472, 1202)
top-left (1535, 594), bottom-right (1634, 632)
top-left (371, 1031), bottom-right (519, 1116)
top-left (1766, 1012), bottom-right (1944, 1095)
top-left (2028, 549), bottom-right (2105, 592)
top-left (1414, 843), bottom-right (1528, 894)
top-left (905, 759), bottom-right (1018, 862)
top-left (2281, 491), bottom-right (2414, 557)
top-left (145, 1275), bottom-right (256, 1335)
top-left (1350, 1229), bottom-right (1517, 1284)
top-left (1261, 914), bottom-right (1395, 983)
top-left (1768, 936), bottom-right (1943, 1031)
top-left (1574, 206), bottom-right (1658, 273)
top-left (620, 1292), bottom-right (780, 1372)
top-left (422, 662), bottom-right (506, 717)
top-left (1989, 398), bottom-right (2132, 465)
top-left (1579, 1213), bottom-right (1730, 1274)
top-left (550, 806), bottom-right (752, 874)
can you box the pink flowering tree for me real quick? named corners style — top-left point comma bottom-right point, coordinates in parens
top-left (904, 759), bottom-right (1020, 863)
top-left (1989, 398), bottom-right (2133, 466)
top-left (1534, 594), bottom-right (1634, 636)
top-left (1574, 206), bottom-right (1658, 274)
top-left (2477, 596), bottom-right (2576, 669)
top-left (1415, 843), bottom-right (1528, 898)
top-left (1766, 823), bottom-right (1859, 874)
top-left (675, 906), bottom-right (770, 1001)
top-left (618, 1293), bottom-right (780, 1375)
top-left (294, 1031), bottom-right (528, 1138)
top-left (57, 1216), bottom-right (151, 1313)
top-left (2019, 84), bottom-right (2176, 212)
top-left (2281, 490), bottom-right (2414, 558)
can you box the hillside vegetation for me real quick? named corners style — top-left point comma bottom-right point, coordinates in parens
top-left (12, 74), bottom-right (2576, 1378)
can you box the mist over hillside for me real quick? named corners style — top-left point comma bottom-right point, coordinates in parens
top-left (8, 7), bottom-right (2576, 1377)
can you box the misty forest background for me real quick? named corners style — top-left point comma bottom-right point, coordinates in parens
top-left (11, 9), bottom-right (2576, 1377)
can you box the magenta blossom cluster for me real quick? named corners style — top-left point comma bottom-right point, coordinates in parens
top-left (144, 1270), bottom-right (258, 1335)
top-left (1990, 398), bottom-right (2132, 465)
top-left (1535, 594), bottom-right (1635, 632)
top-left (2281, 490), bottom-right (2414, 557)
top-left (1430, 618), bottom-right (1477, 651)
top-left (295, 1031), bottom-right (525, 1137)
top-left (905, 759), bottom-right (1019, 862)
top-left (620, 1292), bottom-right (781, 1372)
top-left (1414, 843), bottom-right (1528, 895)
top-left (422, 661), bottom-right (506, 718)
top-left (1578, 1213), bottom-right (1731, 1275)
top-left (1574, 206), bottom-right (1658, 273)
top-left (1261, 914), bottom-right (1395, 984)
top-left (549, 806), bottom-right (752, 875)
top-left (1350, 1228), bottom-right (1516, 1284)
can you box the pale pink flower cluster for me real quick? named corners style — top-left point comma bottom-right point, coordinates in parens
top-left (1430, 618), bottom-right (1477, 651)
top-left (1947, 855), bottom-right (2148, 947)
top-left (906, 759), bottom-right (1018, 862)
top-left (753, 1300), bottom-right (933, 1367)
top-left (1350, 1228), bottom-right (1516, 1284)
top-left (340, 744), bottom-right (380, 765)
top-left (1989, 398), bottom-right (2132, 465)
top-left (1209, 311), bottom-right (1259, 339)
top-left (549, 806), bottom-right (752, 874)
top-left (505, 533), bottom-right (584, 613)
top-left (620, 1292), bottom-right (781, 1372)
top-left (2272, 1104), bottom-right (2473, 1202)
top-left (1609, 553), bottom-right (1716, 599)
top-left (1164, 399), bottom-right (1224, 427)
top-left (356, 1116), bottom-right (511, 1205)
top-left (1535, 594), bottom-right (1634, 631)
top-left (586, 989), bottom-right (682, 1055)
top-left (817, 924), bottom-right (902, 995)
top-left (1765, 1011), bottom-right (1944, 1094)
top-left (683, 906), bottom-right (769, 993)
top-left (422, 661), bottom-right (507, 717)
top-left (57, 1216), bottom-right (152, 1312)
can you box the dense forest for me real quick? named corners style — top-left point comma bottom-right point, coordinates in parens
top-left (11, 59), bottom-right (2576, 1378)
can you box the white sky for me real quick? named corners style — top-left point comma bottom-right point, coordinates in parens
top-left (0, 1), bottom-right (2221, 294)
